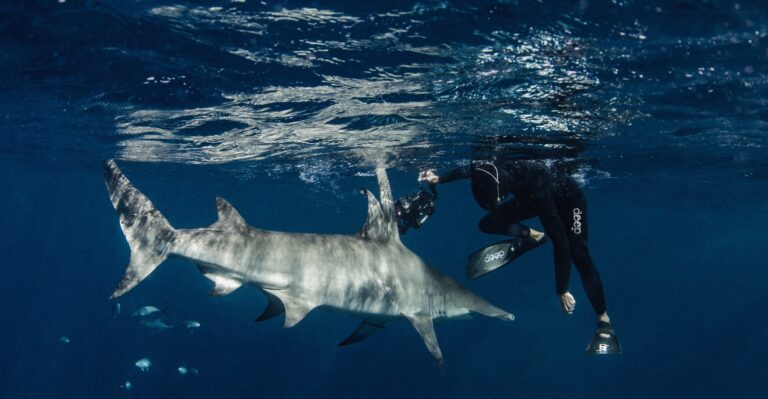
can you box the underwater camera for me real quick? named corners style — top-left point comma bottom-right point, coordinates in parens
top-left (395, 185), bottom-right (437, 234)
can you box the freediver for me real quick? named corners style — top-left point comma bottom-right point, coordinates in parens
top-left (415, 159), bottom-right (621, 354)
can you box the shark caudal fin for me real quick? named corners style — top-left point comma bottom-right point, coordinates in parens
top-left (104, 160), bottom-right (176, 298)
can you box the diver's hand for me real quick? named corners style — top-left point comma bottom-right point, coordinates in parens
top-left (418, 170), bottom-right (439, 184)
top-left (559, 292), bottom-right (576, 315)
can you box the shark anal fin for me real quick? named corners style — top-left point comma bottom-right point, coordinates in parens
top-left (402, 313), bottom-right (443, 367)
top-left (256, 290), bottom-right (285, 322)
top-left (263, 289), bottom-right (315, 328)
top-left (209, 197), bottom-right (249, 232)
top-left (338, 320), bottom-right (386, 347)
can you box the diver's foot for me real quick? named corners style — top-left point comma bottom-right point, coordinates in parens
top-left (529, 228), bottom-right (546, 242)
top-left (597, 313), bottom-right (610, 336)
top-left (596, 320), bottom-right (615, 340)
top-left (585, 320), bottom-right (622, 354)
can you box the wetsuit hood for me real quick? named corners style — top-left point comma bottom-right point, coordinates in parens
top-left (471, 161), bottom-right (511, 211)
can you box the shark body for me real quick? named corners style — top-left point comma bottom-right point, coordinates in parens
top-left (104, 160), bottom-right (513, 365)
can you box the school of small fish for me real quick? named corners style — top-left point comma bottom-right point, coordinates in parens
top-left (60, 303), bottom-right (203, 390)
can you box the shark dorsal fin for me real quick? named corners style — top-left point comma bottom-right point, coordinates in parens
top-left (210, 197), bottom-right (248, 232)
top-left (359, 189), bottom-right (387, 240)
top-left (359, 168), bottom-right (400, 242)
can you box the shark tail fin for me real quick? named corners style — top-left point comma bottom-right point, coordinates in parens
top-left (104, 160), bottom-right (176, 298)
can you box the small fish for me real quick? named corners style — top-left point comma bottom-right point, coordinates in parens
top-left (178, 366), bottom-right (198, 376)
top-left (111, 302), bottom-right (122, 319)
top-left (182, 320), bottom-right (201, 329)
top-left (132, 306), bottom-right (161, 317)
top-left (135, 358), bottom-right (151, 372)
top-left (58, 336), bottom-right (70, 344)
top-left (121, 381), bottom-right (132, 390)
top-left (139, 318), bottom-right (173, 330)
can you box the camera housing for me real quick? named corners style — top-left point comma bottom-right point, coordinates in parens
top-left (395, 186), bottom-right (437, 234)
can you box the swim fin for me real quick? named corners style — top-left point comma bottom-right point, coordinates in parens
top-left (585, 321), bottom-right (622, 355)
top-left (466, 235), bottom-right (548, 279)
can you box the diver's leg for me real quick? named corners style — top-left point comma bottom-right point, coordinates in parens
top-left (467, 197), bottom-right (546, 279)
top-left (556, 180), bottom-right (621, 353)
top-left (478, 196), bottom-right (538, 237)
top-left (556, 182), bottom-right (608, 317)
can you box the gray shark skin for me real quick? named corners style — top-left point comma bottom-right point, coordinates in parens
top-left (104, 160), bottom-right (513, 365)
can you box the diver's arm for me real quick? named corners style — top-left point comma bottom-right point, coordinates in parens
top-left (438, 166), bottom-right (471, 183)
top-left (418, 165), bottom-right (470, 184)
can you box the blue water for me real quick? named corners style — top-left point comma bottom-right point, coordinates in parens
top-left (2, 0), bottom-right (768, 397)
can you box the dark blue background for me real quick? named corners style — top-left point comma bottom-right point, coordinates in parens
top-left (1, 0), bottom-right (767, 398)
top-left (1, 158), bottom-right (766, 398)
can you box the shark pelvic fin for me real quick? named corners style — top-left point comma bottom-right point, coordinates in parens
top-left (263, 289), bottom-right (315, 328)
top-left (210, 197), bottom-right (249, 232)
top-left (359, 168), bottom-right (400, 241)
top-left (255, 290), bottom-right (285, 322)
top-left (338, 320), bottom-right (386, 346)
top-left (204, 273), bottom-right (243, 296)
top-left (402, 313), bottom-right (444, 367)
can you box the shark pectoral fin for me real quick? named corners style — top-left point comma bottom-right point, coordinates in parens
top-left (255, 290), bottom-right (285, 322)
top-left (338, 320), bottom-right (386, 347)
top-left (203, 273), bottom-right (243, 296)
top-left (402, 313), bottom-right (444, 367)
top-left (263, 289), bottom-right (314, 328)
top-left (209, 197), bottom-right (249, 232)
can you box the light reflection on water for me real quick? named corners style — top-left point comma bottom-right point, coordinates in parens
top-left (2, 1), bottom-right (766, 183)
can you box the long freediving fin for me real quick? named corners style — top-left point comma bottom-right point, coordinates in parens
top-left (466, 235), bottom-right (548, 279)
top-left (338, 320), bottom-right (386, 346)
top-left (402, 313), bottom-right (443, 366)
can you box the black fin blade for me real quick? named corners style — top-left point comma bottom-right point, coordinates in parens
top-left (466, 236), bottom-right (548, 279)
top-left (586, 323), bottom-right (623, 355)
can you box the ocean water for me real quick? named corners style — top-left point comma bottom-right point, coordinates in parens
top-left (1, 0), bottom-right (767, 398)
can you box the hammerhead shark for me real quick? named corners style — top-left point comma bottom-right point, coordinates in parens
top-left (104, 160), bottom-right (513, 365)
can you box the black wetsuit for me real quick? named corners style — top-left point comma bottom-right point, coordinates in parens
top-left (438, 161), bottom-right (607, 315)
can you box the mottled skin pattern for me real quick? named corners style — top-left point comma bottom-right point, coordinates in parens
top-left (104, 160), bottom-right (513, 365)
top-left (174, 226), bottom-right (496, 320)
